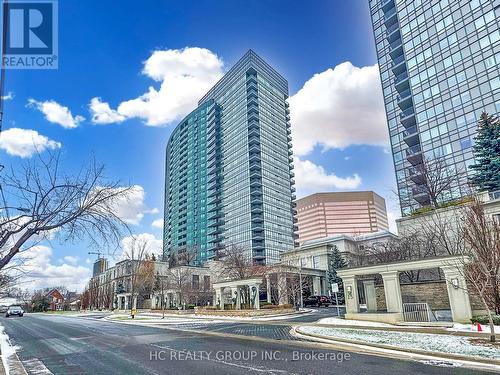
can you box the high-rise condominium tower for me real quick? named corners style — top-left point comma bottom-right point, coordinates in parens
top-left (369, 0), bottom-right (500, 215)
top-left (164, 50), bottom-right (296, 265)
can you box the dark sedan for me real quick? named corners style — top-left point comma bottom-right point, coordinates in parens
top-left (303, 295), bottom-right (330, 307)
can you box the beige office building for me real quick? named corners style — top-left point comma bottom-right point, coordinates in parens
top-left (296, 192), bottom-right (389, 243)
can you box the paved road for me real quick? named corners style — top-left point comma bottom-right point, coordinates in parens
top-left (0, 314), bottom-right (493, 375)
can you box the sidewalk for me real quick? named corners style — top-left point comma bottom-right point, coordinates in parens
top-left (293, 318), bottom-right (500, 370)
top-left (0, 324), bottom-right (26, 375)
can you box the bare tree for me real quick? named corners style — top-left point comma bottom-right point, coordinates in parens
top-left (166, 266), bottom-right (193, 309)
top-left (0, 151), bottom-right (133, 271)
top-left (122, 235), bottom-right (155, 317)
top-left (358, 235), bottom-right (438, 282)
top-left (168, 246), bottom-right (198, 267)
top-left (412, 156), bottom-right (465, 209)
top-left (87, 277), bottom-right (100, 310)
top-left (460, 198), bottom-right (500, 342)
top-left (153, 271), bottom-right (169, 317)
top-left (216, 243), bottom-right (264, 280)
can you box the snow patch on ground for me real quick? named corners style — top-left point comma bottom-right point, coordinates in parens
top-left (300, 326), bottom-right (500, 359)
top-left (0, 324), bottom-right (20, 375)
top-left (448, 323), bottom-right (500, 334)
top-left (138, 310), bottom-right (311, 321)
top-left (317, 317), bottom-right (394, 327)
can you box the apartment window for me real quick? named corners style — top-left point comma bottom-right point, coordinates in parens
top-left (312, 256), bottom-right (320, 269)
top-left (203, 275), bottom-right (210, 291)
top-left (192, 274), bottom-right (200, 290)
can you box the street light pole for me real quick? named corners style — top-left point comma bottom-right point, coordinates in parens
top-left (298, 262), bottom-right (303, 309)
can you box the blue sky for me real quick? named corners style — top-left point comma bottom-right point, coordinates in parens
top-left (1, 0), bottom-right (399, 290)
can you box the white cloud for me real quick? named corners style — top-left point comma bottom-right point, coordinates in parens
top-left (19, 246), bottom-right (91, 291)
top-left (89, 97), bottom-right (126, 124)
top-left (151, 218), bottom-right (164, 229)
top-left (91, 47), bottom-right (224, 126)
top-left (120, 233), bottom-right (162, 260)
top-left (63, 255), bottom-right (79, 265)
top-left (0, 128), bottom-right (61, 158)
top-left (28, 99), bottom-right (85, 129)
top-left (289, 62), bottom-right (388, 156)
top-left (293, 156), bottom-right (362, 197)
top-left (111, 185), bottom-right (154, 225)
top-left (2, 92), bottom-right (14, 100)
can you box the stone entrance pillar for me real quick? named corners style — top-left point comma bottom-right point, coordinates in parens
top-left (363, 279), bottom-right (377, 312)
top-left (233, 287), bottom-right (241, 310)
top-left (313, 276), bottom-right (321, 295)
top-left (278, 274), bottom-right (288, 305)
top-left (342, 275), bottom-right (359, 314)
top-left (380, 271), bottom-right (403, 313)
top-left (441, 266), bottom-right (473, 323)
top-left (216, 287), bottom-right (224, 310)
top-left (251, 284), bottom-right (260, 310)
top-left (266, 275), bottom-right (272, 303)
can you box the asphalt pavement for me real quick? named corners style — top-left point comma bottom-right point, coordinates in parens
top-left (0, 312), bottom-right (494, 375)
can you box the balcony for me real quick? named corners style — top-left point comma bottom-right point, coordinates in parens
top-left (409, 166), bottom-right (426, 184)
top-left (403, 125), bottom-right (419, 147)
top-left (386, 22), bottom-right (400, 41)
top-left (391, 54), bottom-right (406, 75)
top-left (381, 0), bottom-right (395, 12)
top-left (394, 71), bottom-right (409, 92)
top-left (384, 7), bottom-right (397, 26)
top-left (389, 38), bottom-right (403, 59)
top-left (412, 188), bottom-right (430, 205)
top-left (397, 88), bottom-right (412, 110)
top-left (400, 106), bottom-right (416, 128)
top-left (406, 144), bottom-right (423, 165)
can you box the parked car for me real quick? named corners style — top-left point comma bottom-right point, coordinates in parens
top-left (303, 295), bottom-right (330, 307)
top-left (0, 305), bottom-right (8, 313)
top-left (5, 305), bottom-right (24, 317)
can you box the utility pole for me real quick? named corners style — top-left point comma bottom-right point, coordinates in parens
top-left (298, 261), bottom-right (303, 309)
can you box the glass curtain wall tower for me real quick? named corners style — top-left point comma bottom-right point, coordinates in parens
top-left (164, 50), bottom-right (297, 265)
top-left (369, 0), bottom-right (500, 215)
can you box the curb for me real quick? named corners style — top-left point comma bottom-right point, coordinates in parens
top-left (294, 325), bottom-right (500, 368)
top-left (313, 323), bottom-right (490, 338)
top-left (0, 334), bottom-right (28, 375)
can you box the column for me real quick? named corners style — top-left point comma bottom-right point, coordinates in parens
top-left (320, 276), bottom-right (327, 295)
top-left (266, 275), bottom-right (272, 303)
top-left (380, 271), bottom-right (403, 313)
top-left (234, 287), bottom-right (241, 309)
top-left (363, 279), bottom-right (377, 312)
top-left (278, 274), bottom-right (288, 305)
top-left (252, 284), bottom-right (260, 310)
top-left (441, 266), bottom-right (473, 323)
top-left (313, 276), bottom-right (321, 295)
top-left (342, 276), bottom-right (359, 314)
top-left (218, 287), bottom-right (224, 310)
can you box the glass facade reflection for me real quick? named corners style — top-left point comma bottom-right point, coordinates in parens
top-left (369, 0), bottom-right (500, 215)
top-left (164, 50), bottom-right (297, 265)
